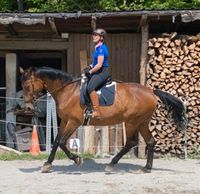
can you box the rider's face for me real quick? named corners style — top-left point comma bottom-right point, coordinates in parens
top-left (93, 34), bottom-right (101, 43)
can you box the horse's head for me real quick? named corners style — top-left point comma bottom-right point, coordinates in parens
top-left (20, 67), bottom-right (45, 110)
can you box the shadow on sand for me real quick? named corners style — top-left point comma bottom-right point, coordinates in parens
top-left (19, 159), bottom-right (176, 174)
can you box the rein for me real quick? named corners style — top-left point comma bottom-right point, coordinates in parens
top-left (49, 77), bottom-right (82, 95)
top-left (32, 77), bottom-right (82, 103)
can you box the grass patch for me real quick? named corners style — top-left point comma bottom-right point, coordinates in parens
top-left (0, 152), bottom-right (50, 161)
top-left (188, 146), bottom-right (200, 159)
top-left (0, 150), bottom-right (96, 161)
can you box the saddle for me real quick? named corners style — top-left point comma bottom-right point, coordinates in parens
top-left (80, 75), bottom-right (116, 125)
top-left (80, 76), bottom-right (116, 106)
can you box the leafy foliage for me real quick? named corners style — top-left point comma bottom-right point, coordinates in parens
top-left (0, 0), bottom-right (17, 12)
top-left (0, 0), bottom-right (199, 12)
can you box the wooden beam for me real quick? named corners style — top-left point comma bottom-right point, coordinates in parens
top-left (138, 17), bottom-right (149, 158)
top-left (0, 17), bottom-right (45, 25)
top-left (80, 50), bottom-right (88, 71)
top-left (0, 10), bottom-right (198, 20)
top-left (0, 40), bottom-right (69, 50)
top-left (91, 15), bottom-right (97, 30)
top-left (100, 127), bottom-right (109, 157)
top-left (139, 19), bottom-right (148, 86)
top-left (89, 17), bottom-right (96, 154)
top-left (137, 14), bottom-right (148, 32)
top-left (48, 17), bottom-right (59, 36)
top-left (79, 50), bottom-right (95, 154)
top-left (89, 16), bottom-right (96, 67)
top-left (6, 53), bottom-right (17, 148)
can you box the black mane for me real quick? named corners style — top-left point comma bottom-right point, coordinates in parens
top-left (34, 66), bottom-right (73, 83)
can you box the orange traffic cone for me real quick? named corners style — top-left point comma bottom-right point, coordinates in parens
top-left (29, 125), bottom-right (40, 156)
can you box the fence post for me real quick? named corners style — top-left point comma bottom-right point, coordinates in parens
top-left (114, 125), bottom-right (118, 155)
top-left (99, 126), bottom-right (109, 158)
top-left (46, 93), bottom-right (58, 153)
top-left (46, 93), bottom-right (52, 153)
top-left (184, 128), bottom-right (188, 159)
top-left (138, 15), bottom-right (149, 158)
top-left (6, 53), bottom-right (17, 148)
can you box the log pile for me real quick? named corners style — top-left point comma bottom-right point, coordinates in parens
top-left (147, 32), bottom-right (200, 156)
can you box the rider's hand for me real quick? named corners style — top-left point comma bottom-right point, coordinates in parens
top-left (84, 68), bottom-right (91, 77)
top-left (83, 66), bottom-right (91, 77)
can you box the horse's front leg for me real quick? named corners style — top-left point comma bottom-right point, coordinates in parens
top-left (41, 121), bottom-right (67, 173)
top-left (59, 121), bottom-right (82, 165)
top-left (41, 134), bottom-right (60, 173)
top-left (42, 120), bottom-right (82, 173)
top-left (59, 138), bottom-right (82, 166)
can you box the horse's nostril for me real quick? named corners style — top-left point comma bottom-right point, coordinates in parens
top-left (25, 103), bottom-right (34, 111)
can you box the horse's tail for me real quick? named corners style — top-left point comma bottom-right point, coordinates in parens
top-left (153, 89), bottom-right (187, 131)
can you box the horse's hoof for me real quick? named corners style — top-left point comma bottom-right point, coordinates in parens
top-left (105, 164), bottom-right (114, 173)
top-left (141, 167), bottom-right (151, 173)
top-left (41, 163), bottom-right (53, 173)
top-left (74, 156), bottom-right (83, 166)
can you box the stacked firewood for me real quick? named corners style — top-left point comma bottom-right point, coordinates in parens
top-left (147, 32), bottom-right (200, 155)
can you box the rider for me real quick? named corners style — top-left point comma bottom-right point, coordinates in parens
top-left (84, 28), bottom-right (110, 119)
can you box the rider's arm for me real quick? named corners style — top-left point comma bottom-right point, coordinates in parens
top-left (89, 56), bottom-right (104, 74)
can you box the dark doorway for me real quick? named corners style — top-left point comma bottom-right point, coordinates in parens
top-left (17, 51), bottom-right (62, 91)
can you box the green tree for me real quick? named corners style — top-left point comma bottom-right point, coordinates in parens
top-left (0, 0), bottom-right (17, 12)
top-left (0, 0), bottom-right (199, 12)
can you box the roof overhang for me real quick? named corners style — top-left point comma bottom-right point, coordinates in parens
top-left (0, 10), bottom-right (199, 40)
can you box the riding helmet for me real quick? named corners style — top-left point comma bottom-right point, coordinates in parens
top-left (93, 28), bottom-right (107, 38)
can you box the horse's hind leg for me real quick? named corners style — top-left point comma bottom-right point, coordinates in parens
top-left (139, 122), bottom-right (156, 173)
top-left (105, 123), bottom-right (137, 172)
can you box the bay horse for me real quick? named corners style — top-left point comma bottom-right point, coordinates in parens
top-left (20, 66), bottom-right (187, 173)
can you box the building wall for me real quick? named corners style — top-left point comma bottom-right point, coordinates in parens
top-left (67, 33), bottom-right (141, 82)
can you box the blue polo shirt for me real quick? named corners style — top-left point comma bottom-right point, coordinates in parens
top-left (92, 44), bottom-right (109, 68)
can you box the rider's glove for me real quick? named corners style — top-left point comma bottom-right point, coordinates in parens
top-left (83, 66), bottom-right (91, 77)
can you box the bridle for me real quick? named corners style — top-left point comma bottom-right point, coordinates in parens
top-left (24, 75), bottom-right (45, 104)
top-left (22, 75), bottom-right (45, 113)
top-left (26, 75), bottom-right (81, 104)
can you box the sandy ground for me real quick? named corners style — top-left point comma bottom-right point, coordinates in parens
top-left (0, 158), bottom-right (200, 194)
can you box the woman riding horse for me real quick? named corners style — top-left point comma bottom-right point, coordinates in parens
top-left (20, 66), bottom-right (187, 173)
top-left (84, 28), bottom-right (110, 119)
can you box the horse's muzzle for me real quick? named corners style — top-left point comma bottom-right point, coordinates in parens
top-left (25, 102), bottom-right (34, 111)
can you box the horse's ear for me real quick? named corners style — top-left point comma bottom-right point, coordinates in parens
top-left (19, 66), bottom-right (24, 74)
